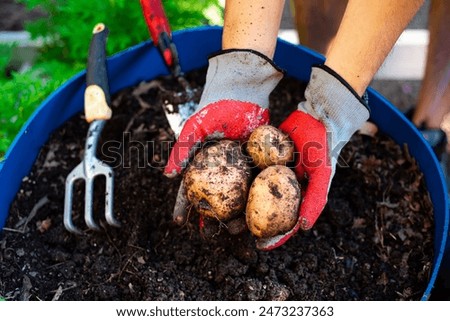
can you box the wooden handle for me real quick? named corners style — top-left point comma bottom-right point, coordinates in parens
top-left (85, 23), bottom-right (112, 122)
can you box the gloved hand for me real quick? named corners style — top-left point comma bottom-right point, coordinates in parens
top-left (164, 49), bottom-right (283, 178)
top-left (257, 65), bottom-right (370, 250)
top-left (166, 49), bottom-right (283, 225)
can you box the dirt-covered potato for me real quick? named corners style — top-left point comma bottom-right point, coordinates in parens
top-left (246, 165), bottom-right (301, 238)
top-left (184, 140), bottom-right (251, 221)
top-left (246, 125), bottom-right (294, 169)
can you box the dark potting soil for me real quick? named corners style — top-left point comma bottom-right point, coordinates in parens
top-left (0, 70), bottom-right (434, 301)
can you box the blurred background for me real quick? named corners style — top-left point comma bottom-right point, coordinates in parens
top-left (0, 0), bottom-right (447, 300)
top-left (0, 0), bottom-right (435, 159)
top-left (0, 0), bottom-right (224, 159)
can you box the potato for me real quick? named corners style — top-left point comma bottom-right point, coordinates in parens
top-left (246, 165), bottom-right (301, 238)
top-left (184, 140), bottom-right (251, 221)
top-left (246, 125), bottom-right (294, 169)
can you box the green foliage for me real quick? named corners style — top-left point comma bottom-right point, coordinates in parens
top-left (18, 0), bottom-right (223, 65)
top-left (0, 0), bottom-right (223, 157)
top-left (0, 61), bottom-right (81, 158)
top-left (0, 45), bottom-right (14, 79)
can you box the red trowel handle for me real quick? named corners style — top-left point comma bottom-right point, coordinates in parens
top-left (140, 0), bottom-right (181, 77)
top-left (140, 0), bottom-right (171, 43)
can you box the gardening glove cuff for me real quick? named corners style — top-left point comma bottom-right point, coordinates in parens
top-left (198, 49), bottom-right (284, 109)
top-left (299, 65), bottom-right (370, 168)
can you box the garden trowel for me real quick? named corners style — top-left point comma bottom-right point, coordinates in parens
top-left (140, 0), bottom-right (197, 137)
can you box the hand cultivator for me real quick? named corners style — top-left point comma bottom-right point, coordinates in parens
top-left (63, 23), bottom-right (119, 234)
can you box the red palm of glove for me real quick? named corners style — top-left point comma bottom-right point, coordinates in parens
top-left (257, 110), bottom-right (332, 251)
top-left (164, 100), bottom-right (269, 177)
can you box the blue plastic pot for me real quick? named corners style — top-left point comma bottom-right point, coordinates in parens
top-left (0, 27), bottom-right (448, 300)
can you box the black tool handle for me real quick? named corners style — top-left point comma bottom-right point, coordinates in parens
top-left (87, 23), bottom-right (110, 105)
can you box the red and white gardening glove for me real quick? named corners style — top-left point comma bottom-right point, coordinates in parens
top-left (166, 49), bottom-right (283, 224)
top-left (164, 49), bottom-right (283, 177)
top-left (257, 65), bottom-right (370, 250)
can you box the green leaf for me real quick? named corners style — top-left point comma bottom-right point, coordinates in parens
top-left (0, 61), bottom-right (79, 157)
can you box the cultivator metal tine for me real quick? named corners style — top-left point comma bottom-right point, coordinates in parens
top-left (87, 159), bottom-right (120, 229)
top-left (63, 164), bottom-right (84, 235)
top-left (104, 167), bottom-right (119, 227)
top-left (84, 175), bottom-right (99, 231)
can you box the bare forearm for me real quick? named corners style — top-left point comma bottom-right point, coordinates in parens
top-left (325, 0), bottom-right (424, 95)
top-left (223, 0), bottom-right (285, 58)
